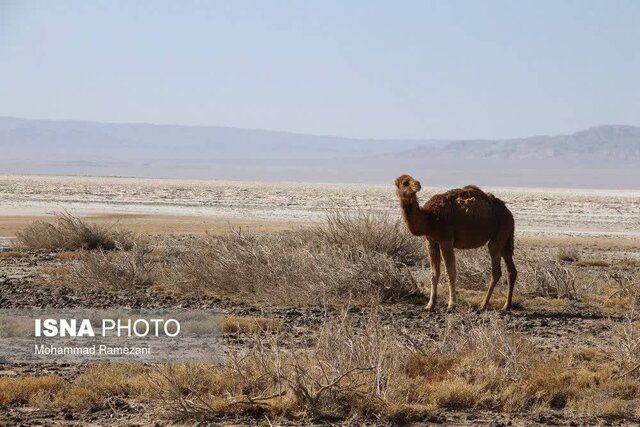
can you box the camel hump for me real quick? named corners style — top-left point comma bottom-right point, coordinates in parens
top-left (462, 184), bottom-right (495, 198)
top-left (425, 185), bottom-right (501, 217)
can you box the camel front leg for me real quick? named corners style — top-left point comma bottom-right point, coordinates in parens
top-left (426, 240), bottom-right (441, 310)
top-left (440, 242), bottom-right (457, 311)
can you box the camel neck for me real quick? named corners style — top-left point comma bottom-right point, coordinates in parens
top-left (399, 195), bottom-right (427, 236)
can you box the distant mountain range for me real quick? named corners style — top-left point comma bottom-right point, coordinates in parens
top-left (1, 117), bottom-right (639, 189)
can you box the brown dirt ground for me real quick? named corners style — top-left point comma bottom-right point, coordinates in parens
top-left (1, 218), bottom-right (639, 426)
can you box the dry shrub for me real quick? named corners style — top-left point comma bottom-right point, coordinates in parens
top-left (557, 348), bottom-right (640, 419)
top-left (45, 211), bottom-right (421, 305)
top-left (436, 313), bottom-right (533, 379)
top-left (394, 313), bottom-right (611, 414)
top-left (602, 271), bottom-right (640, 309)
top-left (152, 311), bottom-right (414, 422)
top-left (557, 247), bottom-right (579, 262)
top-left (519, 252), bottom-right (577, 299)
top-left (154, 311), bottom-right (546, 421)
top-left (313, 208), bottom-right (423, 265)
top-left (456, 248), bottom-right (489, 290)
top-left (16, 213), bottom-right (134, 251)
top-left (65, 243), bottom-right (158, 288)
top-left (179, 231), bottom-right (419, 306)
top-left (277, 311), bottom-right (401, 418)
top-left (22, 311), bottom-right (627, 421)
top-left (609, 309), bottom-right (640, 377)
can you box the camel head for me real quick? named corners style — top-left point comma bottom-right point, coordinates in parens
top-left (394, 174), bottom-right (421, 199)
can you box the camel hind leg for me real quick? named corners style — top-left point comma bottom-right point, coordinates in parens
top-left (502, 237), bottom-right (517, 310)
top-left (480, 240), bottom-right (502, 310)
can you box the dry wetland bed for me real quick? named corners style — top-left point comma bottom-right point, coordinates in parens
top-left (0, 175), bottom-right (639, 426)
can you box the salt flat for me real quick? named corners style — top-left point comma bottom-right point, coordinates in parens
top-left (0, 174), bottom-right (638, 237)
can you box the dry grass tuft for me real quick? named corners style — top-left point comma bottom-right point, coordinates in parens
top-left (0, 364), bottom-right (151, 410)
top-left (557, 247), bottom-right (579, 262)
top-left (55, 250), bottom-right (83, 260)
top-left (577, 258), bottom-right (610, 267)
top-left (0, 251), bottom-right (27, 258)
top-left (427, 378), bottom-right (481, 410)
top-left (0, 375), bottom-right (67, 405)
top-left (72, 363), bottom-right (152, 398)
top-left (224, 316), bottom-right (284, 334)
top-left (618, 258), bottom-right (640, 268)
top-left (16, 213), bottom-right (135, 251)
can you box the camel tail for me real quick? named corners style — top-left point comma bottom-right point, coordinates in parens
top-left (503, 206), bottom-right (515, 256)
top-left (505, 231), bottom-right (515, 256)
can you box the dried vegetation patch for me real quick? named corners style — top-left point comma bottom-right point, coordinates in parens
top-left (3, 311), bottom-right (639, 423)
top-left (62, 243), bottom-right (159, 289)
top-left (6, 207), bottom-right (640, 423)
top-left (16, 213), bottom-right (135, 251)
top-left (223, 316), bottom-right (284, 334)
top-left (33, 211), bottom-right (640, 312)
top-left (0, 251), bottom-right (27, 258)
top-left (178, 231), bottom-right (419, 306)
top-left (576, 258), bottom-right (611, 267)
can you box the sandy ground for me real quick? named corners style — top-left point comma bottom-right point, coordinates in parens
top-left (0, 213), bottom-right (299, 240)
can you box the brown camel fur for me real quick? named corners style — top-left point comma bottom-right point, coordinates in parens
top-left (394, 174), bottom-right (517, 311)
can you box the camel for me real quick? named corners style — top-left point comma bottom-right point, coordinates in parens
top-left (394, 175), bottom-right (517, 311)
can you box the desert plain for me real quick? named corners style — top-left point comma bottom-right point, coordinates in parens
top-left (0, 174), bottom-right (639, 426)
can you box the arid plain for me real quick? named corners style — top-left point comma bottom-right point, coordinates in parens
top-left (1, 174), bottom-right (639, 237)
top-left (1, 174), bottom-right (639, 426)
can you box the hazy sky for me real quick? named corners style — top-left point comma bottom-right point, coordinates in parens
top-left (1, 0), bottom-right (639, 139)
